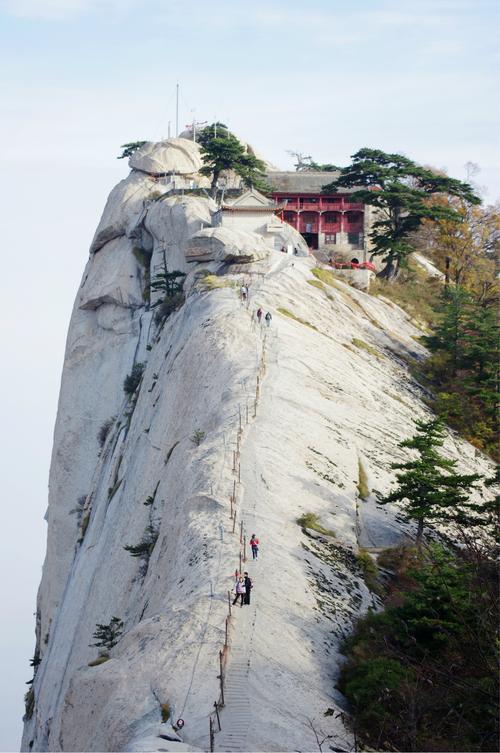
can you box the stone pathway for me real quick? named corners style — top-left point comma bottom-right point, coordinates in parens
top-left (215, 601), bottom-right (257, 752)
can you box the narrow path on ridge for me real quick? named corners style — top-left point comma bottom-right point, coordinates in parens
top-left (214, 318), bottom-right (278, 751)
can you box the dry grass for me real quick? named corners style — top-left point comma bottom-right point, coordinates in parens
top-left (88, 654), bottom-right (110, 667)
top-left (352, 338), bottom-right (380, 358)
top-left (357, 549), bottom-right (382, 594)
top-left (307, 279), bottom-right (325, 291)
top-left (370, 263), bottom-right (442, 331)
top-left (297, 512), bottom-right (335, 537)
top-left (198, 274), bottom-right (237, 291)
top-left (311, 267), bottom-right (345, 290)
top-left (277, 307), bottom-right (318, 331)
top-left (357, 459), bottom-right (370, 500)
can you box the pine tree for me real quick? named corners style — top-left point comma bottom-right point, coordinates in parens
top-left (425, 286), bottom-right (473, 378)
top-left (150, 269), bottom-right (186, 296)
top-left (117, 141), bottom-right (146, 159)
top-left (90, 617), bottom-right (124, 652)
top-left (380, 419), bottom-right (482, 545)
top-left (198, 123), bottom-right (269, 196)
top-left (322, 149), bottom-right (480, 279)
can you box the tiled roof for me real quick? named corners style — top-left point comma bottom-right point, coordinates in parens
top-left (266, 171), bottom-right (359, 194)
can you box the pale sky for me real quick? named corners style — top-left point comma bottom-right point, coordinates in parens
top-left (0, 0), bottom-right (498, 749)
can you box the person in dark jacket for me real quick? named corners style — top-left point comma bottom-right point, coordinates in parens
top-left (243, 572), bottom-right (253, 605)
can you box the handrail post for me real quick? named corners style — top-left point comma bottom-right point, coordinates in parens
top-left (214, 701), bottom-right (221, 732)
top-left (219, 650), bottom-right (225, 707)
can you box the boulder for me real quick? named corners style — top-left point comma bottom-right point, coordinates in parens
top-left (129, 138), bottom-right (203, 176)
top-left (79, 237), bottom-right (144, 310)
top-left (90, 171), bottom-right (162, 254)
top-left (185, 227), bottom-right (271, 264)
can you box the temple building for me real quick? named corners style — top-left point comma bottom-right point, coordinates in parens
top-left (266, 171), bottom-right (374, 259)
top-left (212, 188), bottom-right (309, 254)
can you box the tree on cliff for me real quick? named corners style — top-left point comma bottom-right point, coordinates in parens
top-left (117, 141), bottom-right (147, 159)
top-left (198, 123), bottom-right (269, 196)
top-left (379, 418), bottom-right (482, 545)
top-left (322, 149), bottom-right (480, 279)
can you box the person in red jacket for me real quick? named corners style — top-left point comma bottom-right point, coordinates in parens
top-left (250, 533), bottom-right (259, 560)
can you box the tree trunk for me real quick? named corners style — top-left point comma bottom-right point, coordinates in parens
top-left (377, 252), bottom-right (399, 281)
top-left (210, 170), bottom-right (220, 198)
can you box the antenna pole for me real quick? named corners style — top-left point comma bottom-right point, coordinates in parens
top-left (176, 83), bottom-right (179, 137)
top-left (168, 121), bottom-right (171, 139)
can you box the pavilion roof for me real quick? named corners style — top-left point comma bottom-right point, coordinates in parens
top-left (266, 171), bottom-right (359, 194)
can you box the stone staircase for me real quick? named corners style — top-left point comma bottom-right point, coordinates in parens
top-left (215, 602), bottom-right (257, 752)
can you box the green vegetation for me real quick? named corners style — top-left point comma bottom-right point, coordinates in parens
top-left (307, 279), bottom-right (325, 291)
top-left (424, 287), bottom-right (499, 458)
top-left (340, 544), bottom-right (499, 752)
top-left (197, 274), bottom-right (237, 290)
top-left (379, 418), bottom-right (483, 545)
top-left (371, 261), bottom-right (442, 330)
top-left (297, 512), bottom-right (335, 537)
top-left (124, 523), bottom-right (159, 560)
top-left (132, 246), bottom-right (152, 304)
top-left (357, 459), bottom-right (370, 499)
top-left (90, 617), bottom-right (123, 652)
top-left (198, 123), bottom-right (270, 195)
top-left (356, 549), bottom-right (381, 594)
top-left (69, 494), bottom-right (86, 523)
top-left (323, 148), bottom-right (480, 279)
top-left (190, 429), bottom-right (206, 446)
top-left (79, 509), bottom-right (90, 540)
top-left (87, 655), bottom-right (110, 667)
top-left (97, 417), bottom-right (115, 448)
top-left (151, 268), bottom-right (186, 297)
top-left (123, 363), bottom-right (145, 397)
top-left (154, 292), bottom-right (185, 325)
top-left (311, 267), bottom-right (344, 290)
top-left (117, 140), bottom-right (146, 159)
top-left (160, 702), bottom-right (171, 723)
top-left (351, 338), bottom-right (379, 358)
top-left (23, 687), bottom-right (35, 721)
top-left (151, 267), bottom-right (186, 325)
top-left (277, 307), bottom-right (318, 331)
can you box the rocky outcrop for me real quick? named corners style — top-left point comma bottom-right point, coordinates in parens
top-left (23, 140), bottom-right (493, 753)
top-left (90, 172), bottom-right (161, 254)
top-left (129, 138), bottom-right (203, 176)
top-left (186, 227), bottom-right (271, 263)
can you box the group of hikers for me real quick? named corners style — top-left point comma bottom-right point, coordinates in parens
top-left (232, 534), bottom-right (259, 607)
top-left (239, 283), bottom-right (272, 327)
top-left (256, 307), bottom-right (272, 327)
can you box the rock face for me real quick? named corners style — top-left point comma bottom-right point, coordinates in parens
top-left (23, 141), bottom-right (493, 753)
top-left (129, 138), bottom-right (204, 176)
top-left (186, 227), bottom-right (272, 263)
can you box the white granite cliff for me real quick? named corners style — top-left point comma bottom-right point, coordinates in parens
top-left (22, 138), bottom-right (492, 753)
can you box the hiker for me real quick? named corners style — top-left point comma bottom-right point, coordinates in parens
top-left (243, 572), bottom-right (253, 605)
top-left (250, 534), bottom-right (259, 560)
top-left (232, 576), bottom-right (246, 607)
top-left (265, 312), bottom-right (272, 327)
top-left (240, 284), bottom-right (248, 302)
top-left (256, 307), bottom-right (263, 324)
